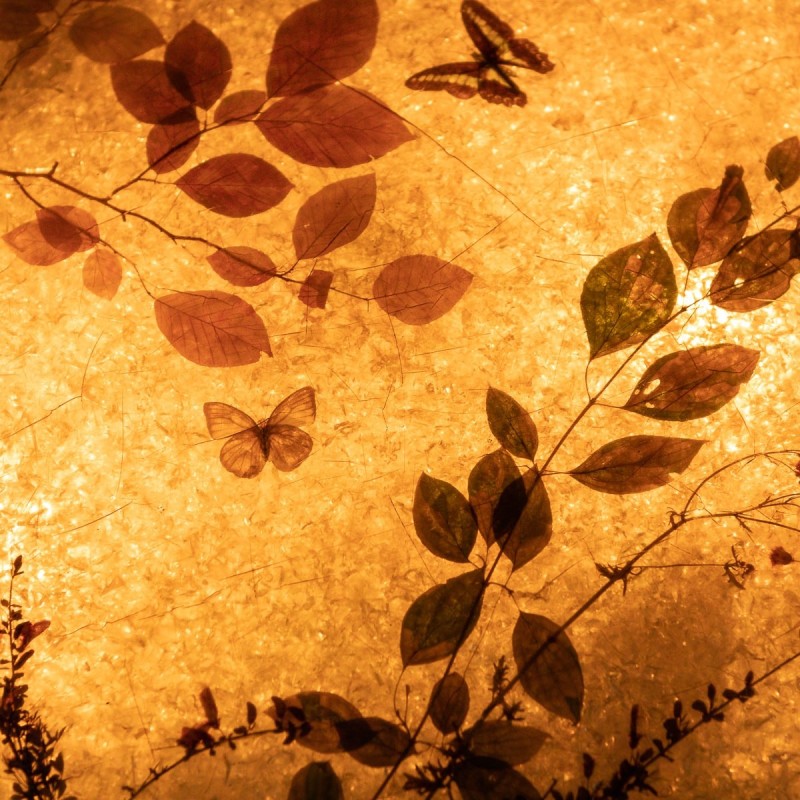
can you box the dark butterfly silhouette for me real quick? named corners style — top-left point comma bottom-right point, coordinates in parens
top-left (405, 0), bottom-right (554, 108)
top-left (204, 387), bottom-right (316, 478)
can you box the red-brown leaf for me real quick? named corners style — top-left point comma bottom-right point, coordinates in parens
top-left (176, 154), bottom-right (293, 218)
top-left (373, 255), bottom-right (472, 324)
top-left (146, 110), bottom-right (200, 174)
top-left (111, 60), bottom-right (193, 124)
top-left (299, 270), bottom-right (334, 309)
top-left (0, 3), bottom-right (39, 41)
top-left (83, 250), bottom-right (122, 300)
top-left (165, 21), bottom-right (232, 110)
top-left (199, 686), bottom-right (220, 727)
top-left (267, 0), bottom-right (378, 97)
top-left (4, 217), bottom-right (79, 266)
top-left (293, 174), bottom-right (376, 260)
top-left (256, 84), bottom-right (414, 168)
top-left (207, 246), bottom-right (276, 287)
top-left (154, 290), bottom-right (272, 367)
top-left (69, 5), bottom-right (163, 63)
top-left (765, 136), bottom-right (800, 191)
top-left (214, 90), bottom-right (266, 125)
top-left (36, 206), bottom-right (99, 252)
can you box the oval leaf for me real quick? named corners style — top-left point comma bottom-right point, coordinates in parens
top-left (413, 473), bottom-right (477, 563)
top-left (271, 692), bottom-right (362, 754)
top-left (83, 250), bottom-right (122, 300)
top-left (69, 6), bottom-right (163, 63)
top-left (207, 246), bottom-right (276, 287)
top-left (623, 343), bottom-right (760, 421)
top-left (294, 174), bottom-right (376, 260)
top-left (486, 387), bottom-right (538, 460)
top-left (710, 229), bottom-right (800, 312)
top-left (154, 290), bottom-right (272, 367)
top-left (165, 21), bottom-right (232, 110)
top-left (336, 716), bottom-right (412, 767)
top-left (429, 673), bottom-right (470, 734)
top-left (569, 435), bottom-right (706, 494)
top-left (36, 206), bottom-right (99, 252)
top-left (512, 612), bottom-right (583, 724)
top-left (146, 110), bottom-right (200, 174)
top-left (765, 136), bottom-right (800, 191)
top-left (214, 90), bottom-right (266, 125)
top-left (373, 255), bottom-right (472, 325)
top-left (466, 720), bottom-right (548, 766)
top-left (267, 0), bottom-right (379, 97)
top-left (4, 218), bottom-right (78, 266)
top-left (581, 233), bottom-right (677, 359)
top-left (400, 568), bottom-right (484, 667)
top-left (176, 154), bottom-right (293, 218)
top-left (288, 762), bottom-right (343, 800)
top-left (299, 270), bottom-right (334, 309)
top-left (667, 165), bottom-right (752, 269)
top-left (468, 450), bottom-right (520, 546)
top-left (454, 760), bottom-right (542, 800)
top-left (256, 84), bottom-right (414, 168)
top-left (111, 60), bottom-right (192, 123)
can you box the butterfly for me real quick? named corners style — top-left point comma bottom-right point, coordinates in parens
top-left (405, 0), bottom-right (554, 108)
top-left (203, 386), bottom-right (316, 478)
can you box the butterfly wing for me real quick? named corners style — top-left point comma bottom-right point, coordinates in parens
top-left (406, 62), bottom-right (483, 99)
top-left (506, 38), bottom-right (555, 73)
top-left (218, 430), bottom-right (267, 478)
top-left (461, 0), bottom-right (514, 59)
top-left (266, 386), bottom-right (316, 428)
top-left (478, 76), bottom-right (526, 107)
top-left (265, 425), bottom-right (313, 472)
top-left (204, 402), bottom-right (258, 439)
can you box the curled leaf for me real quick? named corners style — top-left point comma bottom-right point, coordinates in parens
top-left (214, 90), bottom-right (266, 125)
top-left (336, 717), bottom-right (412, 766)
top-left (154, 290), bottom-right (272, 367)
top-left (468, 450), bottom-right (520, 546)
top-left (146, 110), bottom-right (200, 174)
top-left (288, 762), bottom-right (343, 800)
top-left (83, 250), bottom-right (122, 300)
top-left (466, 720), bottom-right (548, 766)
top-left (69, 6), bottom-right (164, 63)
top-left (199, 686), bottom-right (219, 728)
top-left (569, 435), bottom-right (706, 494)
top-left (207, 246), bottom-right (276, 287)
top-left (486, 387), bottom-right (538, 460)
top-left (429, 673), bottom-right (470, 734)
top-left (299, 270), bottom-right (334, 309)
top-left (373, 255), bottom-right (472, 325)
top-left (111, 60), bottom-right (192, 123)
top-left (413, 473), bottom-right (477, 563)
top-left (454, 760), bottom-right (542, 800)
top-left (623, 344), bottom-right (760, 421)
top-left (512, 612), bottom-right (583, 724)
top-left (765, 136), bottom-right (800, 191)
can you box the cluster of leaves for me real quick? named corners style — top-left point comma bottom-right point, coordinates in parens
top-left (0, 556), bottom-right (70, 800)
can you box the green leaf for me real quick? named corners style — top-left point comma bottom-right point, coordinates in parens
top-left (569, 435), bottom-right (706, 494)
top-left (581, 233), bottom-right (677, 359)
top-left (667, 165), bottom-right (751, 269)
top-left (486, 387), bottom-right (538, 459)
top-left (512, 612), bottom-right (584, 724)
top-left (466, 720), bottom-right (548, 766)
top-left (428, 672), bottom-right (470, 734)
top-left (454, 759), bottom-right (542, 800)
top-left (413, 473), bottom-right (478, 562)
top-left (623, 343), bottom-right (760, 421)
top-left (468, 450), bottom-right (520, 546)
top-left (400, 568), bottom-right (484, 666)
top-left (765, 136), bottom-right (800, 191)
top-left (288, 762), bottom-right (343, 800)
top-left (337, 716), bottom-right (412, 767)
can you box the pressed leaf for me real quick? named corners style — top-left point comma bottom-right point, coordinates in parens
top-left (294, 174), bottom-right (376, 260)
top-left (454, 760), bottom-right (542, 800)
top-left (299, 270), bottom-right (334, 309)
top-left (199, 686), bottom-right (219, 727)
top-left (176, 154), bottom-right (293, 218)
top-left (765, 136), bottom-right (800, 191)
top-left (111, 60), bottom-right (192, 123)
top-left (207, 246), bottom-right (276, 287)
top-left (468, 450), bottom-right (520, 546)
top-left (710, 229), bottom-right (800, 312)
top-left (256, 84), bottom-right (414, 168)
top-left (569, 435), bottom-right (706, 494)
top-left (623, 344), bottom-right (760, 421)
top-left (466, 720), bottom-right (548, 766)
top-left (667, 165), bottom-right (752, 268)
top-left (429, 673), bottom-right (470, 734)
top-left (270, 692), bottom-right (362, 754)
top-left (214, 90), bottom-right (266, 125)
top-left (146, 110), bottom-right (200, 174)
top-left (83, 250), bottom-right (122, 300)
top-left (486, 386), bottom-right (538, 460)
top-left (336, 717), bottom-right (412, 767)
top-left (4, 219), bottom-right (78, 266)
top-left (400, 568), bottom-right (484, 666)
top-left (413, 473), bottom-right (477, 563)
top-left (581, 233), bottom-right (677, 359)
top-left (69, 6), bottom-right (163, 63)
top-left (154, 290), bottom-right (272, 367)
top-left (373, 255), bottom-right (472, 325)
top-left (512, 612), bottom-right (583, 724)
top-left (165, 21), bottom-right (232, 110)
top-left (288, 762), bottom-right (343, 800)
top-left (36, 206), bottom-right (99, 252)
top-left (0, 4), bottom-right (39, 42)
top-left (267, 0), bottom-right (379, 97)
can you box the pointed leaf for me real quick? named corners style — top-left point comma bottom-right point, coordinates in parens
top-left (581, 233), bottom-right (677, 359)
top-left (294, 174), bottom-right (376, 260)
top-left (496, 467), bottom-right (552, 571)
top-left (69, 6), bottom-right (163, 63)
top-left (765, 136), bottom-right (800, 191)
top-left (165, 21), bottom-right (232, 110)
top-left (400, 568), bottom-right (484, 666)
top-left (623, 343), bottom-right (760, 421)
top-left (710, 229), bottom-right (800, 312)
top-left (36, 206), bottom-right (99, 252)
top-left (83, 250), bottom-right (122, 300)
top-left (299, 270), bottom-right (334, 309)
top-left (267, 0), bottom-right (379, 97)
top-left (336, 716), bottom-right (412, 767)
top-left (569, 435), bottom-right (706, 494)
top-left (413, 473), bottom-right (477, 563)
top-left (373, 255), bottom-right (472, 325)
top-left (4, 219), bottom-right (78, 266)
top-left (270, 692), bottom-right (362, 753)
top-left (429, 673), bottom-right (470, 734)
top-left (199, 686), bottom-right (219, 727)
top-left (288, 762), bottom-right (343, 800)
top-left (154, 290), bottom-right (272, 367)
top-left (466, 720), bottom-right (548, 766)
top-left (146, 110), bottom-right (200, 174)
top-left (176, 154), bottom-right (293, 218)
top-left (207, 246), bottom-right (276, 287)
top-left (468, 450), bottom-right (520, 546)
top-left (486, 387), bottom-right (538, 460)
top-left (667, 165), bottom-right (752, 268)
top-left (214, 90), bottom-right (266, 125)
top-left (454, 760), bottom-right (542, 800)
top-left (111, 60), bottom-right (192, 123)
top-left (256, 84), bottom-right (414, 168)
top-left (513, 612), bottom-right (583, 724)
